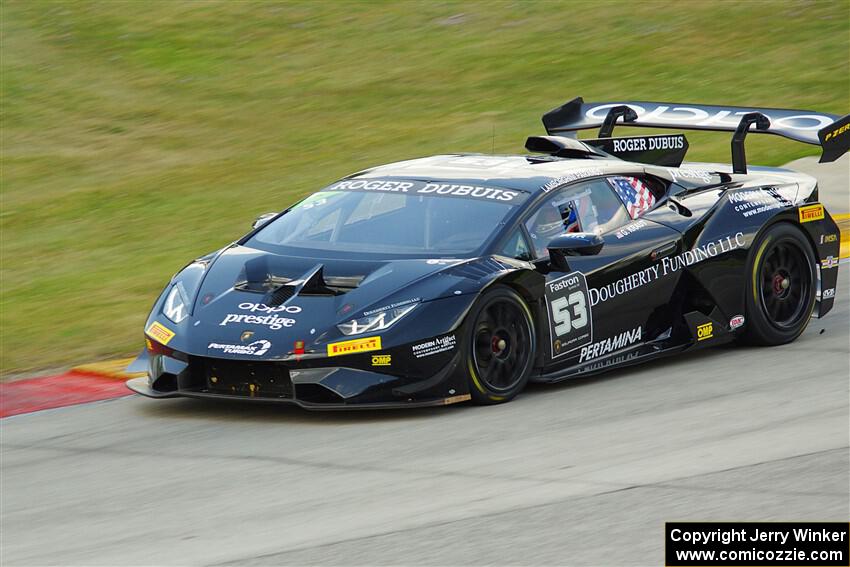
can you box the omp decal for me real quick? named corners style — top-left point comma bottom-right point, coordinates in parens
top-left (146, 321), bottom-right (175, 345)
top-left (327, 336), bottom-right (382, 357)
top-left (578, 326), bottom-right (642, 363)
top-left (371, 354), bottom-right (392, 366)
top-left (697, 322), bottom-right (713, 341)
top-left (545, 272), bottom-right (592, 359)
top-left (799, 204), bottom-right (825, 223)
top-left (208, 340), bottom-right (271, 356)
top-left (412, 335), bottom-right (456, 359)
top-left (729, 315), bottom-right (745, 330)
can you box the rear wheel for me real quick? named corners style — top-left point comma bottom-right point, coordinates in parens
top-left (744, 223), bottom-right (816, 345)
top-left (466, 286), bottom-right (535, 404)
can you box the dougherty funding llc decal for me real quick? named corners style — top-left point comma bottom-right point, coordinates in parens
top-left (665, 522), bottom-right (849, 566)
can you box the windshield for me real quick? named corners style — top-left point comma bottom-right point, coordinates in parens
top-left (248, 180), bottom-right (525, 257)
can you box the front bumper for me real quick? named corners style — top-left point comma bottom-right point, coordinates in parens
top-left (126, 345), bottom-right (470, 410)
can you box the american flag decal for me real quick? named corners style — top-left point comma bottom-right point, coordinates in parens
top-left (607, 177), bottom-right (656, 219)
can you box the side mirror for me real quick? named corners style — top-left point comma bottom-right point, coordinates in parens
top-left (547, 232), bottom-right (604, 271)
top-left (252, 212), bottom-right (278, 230)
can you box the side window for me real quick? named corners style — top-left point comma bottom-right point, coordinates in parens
top-left (499, 228), bottom-right (533, 261)
top-left (606, 176), bottom-right (659, 220)
top-left (524, 179), bottom-right (630, 257)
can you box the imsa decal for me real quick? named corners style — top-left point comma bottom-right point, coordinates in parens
top-left (545, 272), bottom-right (593, 359)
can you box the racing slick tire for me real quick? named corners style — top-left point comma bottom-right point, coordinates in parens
top-left (744, 222), bottom-right (817, 346)
top-left (465, 285), bottom-right (536, 404)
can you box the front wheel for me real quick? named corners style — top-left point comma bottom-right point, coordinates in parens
top-left (465, 285), bottom-right (536, 404)
top-left (744, 223), bottom-right (817, 345)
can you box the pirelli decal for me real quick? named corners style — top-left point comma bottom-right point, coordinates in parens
top-left (799, 204), bottom-right (824, 223)
top-left (327, 336), bottom-right (382, 357)
top-left (146, 321), bottom-right (175, 345)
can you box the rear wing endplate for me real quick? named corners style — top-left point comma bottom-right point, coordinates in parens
top-left (542, 98), bottom-right (849, 170)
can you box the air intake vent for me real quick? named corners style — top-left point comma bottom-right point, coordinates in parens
top-left (267, 285), bottom-right (296, 306)
top-left (446, 258), bottom-right (509, 281)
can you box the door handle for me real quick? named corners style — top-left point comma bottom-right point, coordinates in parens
top-left (651, 242), bottom-right (678, 261)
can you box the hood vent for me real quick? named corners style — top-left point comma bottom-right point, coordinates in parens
top-left (445, 258), bottom-right (510, 281)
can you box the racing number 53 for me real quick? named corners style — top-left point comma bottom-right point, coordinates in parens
top-left (551, 292), bottom-right (588, 336)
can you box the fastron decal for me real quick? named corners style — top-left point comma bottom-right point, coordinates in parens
top-left (545, 272), bottom-right (593, 358)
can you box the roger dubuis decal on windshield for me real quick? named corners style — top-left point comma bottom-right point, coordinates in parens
top-left (325, 179), bottom-right (528, 204)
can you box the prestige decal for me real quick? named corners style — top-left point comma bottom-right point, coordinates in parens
top-left (326, 179), bottom-right (525, 203)
top-left (219, 303), bottom-right (302, 330)
top-left (411, 334), bottom-right (456, 358)
top-left (666, 168), bottom-right (714, 184)
top-left (541, 168), bottom-right (604, 192)
top-left (220, 314), bottom-right (296, 330)
top-left (728, 188), bottom-right (791, 218)
top-left (578, 326), bottom-right (642, 363)
top-left (615, 219), bottom-right (648, 239)
top-left (208, 340), bottom-right (271, 356)
top-left (590, 232), bottom-right (746, 305)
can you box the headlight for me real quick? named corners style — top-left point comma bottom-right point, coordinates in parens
top-left (162, 284), bottom-right (189, 324)
top-left (337, 304), bottom-right (417, 336)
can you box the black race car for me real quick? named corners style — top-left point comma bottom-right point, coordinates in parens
top-left (127, 99), bottom-right (848, 409)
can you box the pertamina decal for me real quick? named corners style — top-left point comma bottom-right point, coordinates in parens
top-left (146, 321), bottom-right (175, 345)
top-left (578, 326), bottom-right (641, 363)
top-left (545, 271), bottom-right (593, 358)
top-left (697, 322), bottom-right (713, 341)
top-left (798, 204), bottom-right (824, 223)
top-left (327, 336), bottom-right (382, 357)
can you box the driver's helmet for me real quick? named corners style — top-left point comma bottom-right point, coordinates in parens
top-left (533, 201), bottom-right (582, 240)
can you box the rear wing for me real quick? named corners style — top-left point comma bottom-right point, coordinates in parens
top-left (542, 98), bottom-right (849, 172)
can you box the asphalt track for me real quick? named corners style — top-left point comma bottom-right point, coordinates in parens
top-left (2, 158), bottom-right (848, 566)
